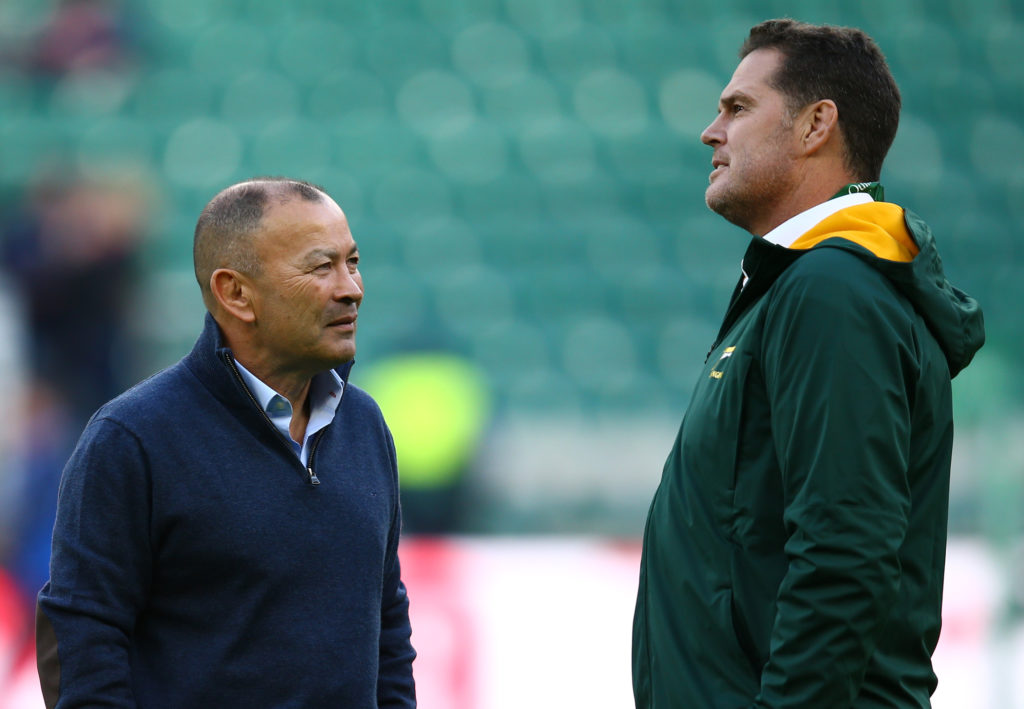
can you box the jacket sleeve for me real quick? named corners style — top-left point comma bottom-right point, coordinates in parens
top-left (753, 254), bottom-right (914, 708)
top-left (377, 426), bottom-right (417, 708)
top-left (36, 417), bottom-right (151, 709)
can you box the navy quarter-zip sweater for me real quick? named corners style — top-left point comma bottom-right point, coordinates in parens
top-left (36, 314), bottom-right (416, 708)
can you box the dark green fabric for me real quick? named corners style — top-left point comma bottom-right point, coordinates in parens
top-left (633, 209), bottom-right (984, 708)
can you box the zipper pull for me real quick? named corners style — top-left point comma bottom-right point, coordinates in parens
top-left (307, 467), bottom-right (320, 486)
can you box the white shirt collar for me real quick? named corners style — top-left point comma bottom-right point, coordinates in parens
top-left (761, 191), bottom-right (874, 248)
top-left (233, 359), bottom-right (344, 464)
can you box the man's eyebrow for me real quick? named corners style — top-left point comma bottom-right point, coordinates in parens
top-left (719, 90), bottom-right (756, 109)
top-left (300, 243), bottom-right (358, 265)
top-left (301, 247), bottom-right (341, 264)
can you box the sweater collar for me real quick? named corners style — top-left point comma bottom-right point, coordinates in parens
top-left (185, 313), bottom-right (355, 410)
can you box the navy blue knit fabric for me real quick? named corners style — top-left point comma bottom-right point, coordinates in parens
top-left (37, 314), bottom-right (416, 708)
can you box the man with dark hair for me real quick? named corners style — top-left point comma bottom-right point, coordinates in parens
top-left (36, 177), bottom-right (417, 708)
top-left (633, 19), bottom-right (984, 708)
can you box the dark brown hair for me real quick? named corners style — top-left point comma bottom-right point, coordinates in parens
top-left (741, 19), bottom-right (901, 181)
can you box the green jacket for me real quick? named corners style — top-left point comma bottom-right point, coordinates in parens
top-left (632, 202), bottom-right (984, 708)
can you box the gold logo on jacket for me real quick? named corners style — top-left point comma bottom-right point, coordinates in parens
top-left (709, 346), bottom-right (735, 379)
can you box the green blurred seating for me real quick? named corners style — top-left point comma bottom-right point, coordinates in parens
top-left (2, 0), bottom-right (1012, 421)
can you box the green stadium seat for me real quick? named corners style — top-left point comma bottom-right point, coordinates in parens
top-left (471, 315), bottom-right (552, 373)
top-left (362, 21), bottom-right (447, 86)
top-left (656, 315), bottom-right (720, 390)
top-left (354, 267), bottom-right (439, 358)
top-left (505, 0), bottom-right (584, 39)
top-left (560, 314), bottom-right (639, 392)
top-left (417, 0), bottom-right (502, 30)
top-left (517, 118), bottom-right (597, 183)
top-left (658, 67), bottom-right (725, 140)
top-left (540, 24), bottom-right (617, 83)
top-left (433, 263), bottom-right (515, 337)
top-left (428, 119), bottom-right (509, 183)
top-left (482, 74), bottom-right (564, 132)
top-left (190, 22), bottom-right (271, 81)
top-left (150, 0), bottom-right (237, 32)
top-left (452, 22), bottom-right (530, 88)
top-left (604, 127), bottom-right (686, 186)
top-left (220, 70), bottom-right (300, 127)
top-left (400, 216), bottom-right (482, 272)
top-left (0, 72), bottom-right (35, 117)
top-left (162, 118), bottom-right (244, 189)
top-left (395, 69), bottom-right (477, 138)
top-left (75, 117), bottom-right (156, 172)
top-left (47, 71), bottom-right (134, 117)
top-left (883, 113), bottom-right (945, 190)
top-left (371, 166), bottom-right (455, 225)
top-left (249, 118), bottom-right (333, 177)
top-left (334, 111), bottom-right (421, 181)
top-left (518, 265), bottom-right (607, 324)
top-left (540, 175), bottom-right (622, 224)
top-left (130, 69), bottom-right (218, 126)
top-left (292, 167), bottom-right (367, 221)
top-left (2, 0), bottom-right (1011, 430)
top-left (306, 70), bottom-right (390, 120)
top-left (0, 116), bottom-right (73, 187)
top-left (968, 115), bottom-right (1024, 183)
top-left (572, 68), bottom-right (650, 138)
top-left (275, 20), bottom-right (355, 82)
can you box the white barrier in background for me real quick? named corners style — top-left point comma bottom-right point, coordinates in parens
top-left (404, 536), bottom-right (1018, 709)
top-left (1, 536), bottom-right (1018, 708)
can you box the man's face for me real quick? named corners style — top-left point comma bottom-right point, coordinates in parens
top-left (247, 195), bottom-right (363, 378)
top-left (701, 48), bottom-right (802, 235)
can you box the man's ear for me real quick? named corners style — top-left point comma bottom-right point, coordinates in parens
top-left (210, 268), bottom-right (257, 324)
top-left (799, 99), bottom-right (840, 157)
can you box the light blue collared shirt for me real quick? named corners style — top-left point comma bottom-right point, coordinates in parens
top-left (234, 360), bottom-right (344, 466)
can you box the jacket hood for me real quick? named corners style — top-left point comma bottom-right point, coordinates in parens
top-left (791, 202), bottom-right (985, 377)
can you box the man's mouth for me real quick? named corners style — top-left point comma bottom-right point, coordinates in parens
top-left (328, 314), bottom-right (357, 329)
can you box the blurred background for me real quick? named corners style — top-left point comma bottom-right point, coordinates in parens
top-left (0, 0), bottom-right (1021, 706)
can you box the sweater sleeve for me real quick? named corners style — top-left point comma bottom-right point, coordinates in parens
top-left (753, 253), bottom-right (914, 708)
top-left (36, 416), bottom-right (151, 709)
top-left (377, 425), bottom-right (417, 708)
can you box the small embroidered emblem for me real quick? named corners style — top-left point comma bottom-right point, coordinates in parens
top-left (709, 346), bottom-right (735, 379)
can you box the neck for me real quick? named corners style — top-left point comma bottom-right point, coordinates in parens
top-left (238, 354), bottom-right (313, 445)
top-left (752, 167), bottom-right (853, 236)
top-left (218, 320), bottom-right (314, 410)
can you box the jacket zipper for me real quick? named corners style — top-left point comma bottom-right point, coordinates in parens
top-left (223, 353), bottom-right (328, 486)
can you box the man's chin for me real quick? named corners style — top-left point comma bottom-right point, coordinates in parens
top-left (705, 185), bottom-right (728, 216)
top-left (323, 341), bottom-right (357, 368)
top-left (705, 189), bottom-right (754, 233)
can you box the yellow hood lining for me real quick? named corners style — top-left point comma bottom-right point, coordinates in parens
top-left (788, 202), bottom-right (919, 263)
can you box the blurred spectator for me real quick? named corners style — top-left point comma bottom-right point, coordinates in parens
top-left (0, 166), bottom-right (149, 705)
top-left (2, 383), bottom-right (77, 600)
top-left (27, 0), bottom-right (136, 77)
top-left (0, 274), bottom-right (27, 571)
top-left (1, 169), bottom-right (148, 422)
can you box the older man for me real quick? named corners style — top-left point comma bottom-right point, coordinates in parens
top-left (37, 178), bottom-right (416, 708)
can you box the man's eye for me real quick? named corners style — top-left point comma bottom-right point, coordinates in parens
top-left (732, 104), bottom-right (745, 114)
top-left (314, 262), bottom-right (332, 272)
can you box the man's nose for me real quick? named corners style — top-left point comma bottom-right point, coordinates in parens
top-left (701, 114), bottom-right (724, 146)
top-left (335, 269), bottom-right (363, 303)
